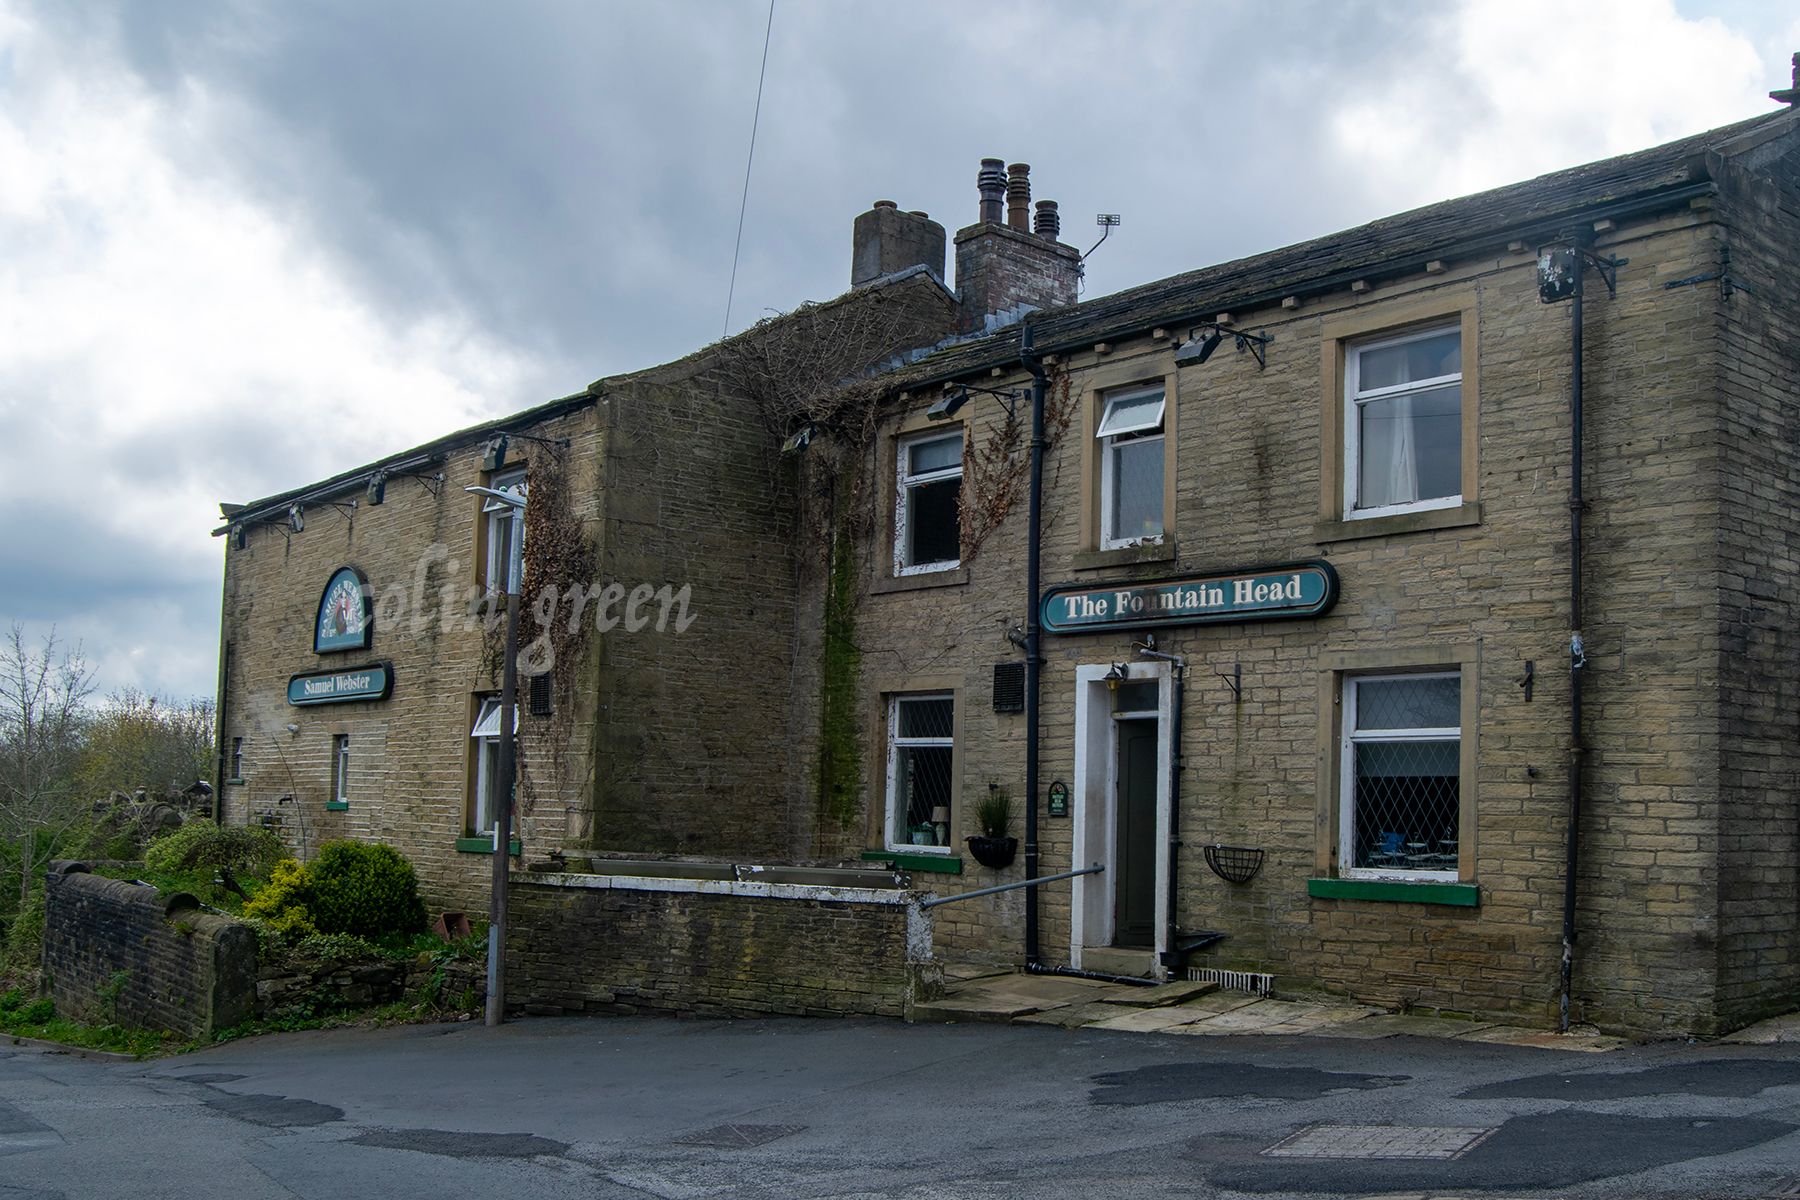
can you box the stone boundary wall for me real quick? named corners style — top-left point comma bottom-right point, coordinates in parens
top-left (42, 863), bottom-right (257, 1038)
top-left (508, 873), bottom-right (939, 1019)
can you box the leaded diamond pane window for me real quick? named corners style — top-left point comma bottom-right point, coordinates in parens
top-left (1342, 673), bottom-right (1460, 879)
top-left (888, 694), bottom-right (954, 851)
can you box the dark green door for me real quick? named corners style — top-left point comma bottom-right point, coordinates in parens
top-left (1114, 718), bottom-right (1158, 947)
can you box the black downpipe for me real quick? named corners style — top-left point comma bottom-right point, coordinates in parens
top-left (1021, 322), bottom-right (1047, 969)
top-left (1559, 250), bottom-right (1588, 1034)
top-left (1026, 962), bottom-right (1158, 988)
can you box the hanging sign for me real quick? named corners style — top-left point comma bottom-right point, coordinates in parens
top-left (314, 565), bottom-right (373, 653)
top-left (1042, 560), bottom-right (1338, 634)
top-left (287, 662), bottom-right (393, 706)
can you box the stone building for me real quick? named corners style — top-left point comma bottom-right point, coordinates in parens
top-left (215, 80), bottom-right (1800, 1036)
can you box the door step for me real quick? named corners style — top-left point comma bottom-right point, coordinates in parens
top-left (1081, 946), bottom-right (1157, 978)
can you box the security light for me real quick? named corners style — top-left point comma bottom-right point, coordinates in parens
top-left (481, 435), bottom-right (510, 472)
top-left (781, 422), bottom-right (818, 454)
top-left (366, 471), bottom-right (387, 505)
top-left (1175, 325), bottom-right (1271, 370)
top-left (927, 388), bottom-right (969, 421)
top-left (288, 504), bottom-right (304, 532)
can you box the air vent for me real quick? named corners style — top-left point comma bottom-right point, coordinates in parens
top-left (1187, 967), bottom-right (1275, 996)
top-left (993, 662), bottom-right (1025, 713)
top-left (528, 671), bottom-right (554, 717)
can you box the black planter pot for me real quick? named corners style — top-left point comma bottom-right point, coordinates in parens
top-left (965, 835), bottom-right (1018, 869)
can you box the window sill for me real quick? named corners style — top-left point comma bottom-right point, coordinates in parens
top-left (1313, 502), bottom-right (1481, 544)
top-left (871, 566), bottom-right (969, 596)
top-left (1071, 540), bottom-right (1178, 573)
top-left (456, 836), bottom-right (522, 855)
top-left (324, 800), bottom-right (349, 812)
top-left (1307, 877), bottom-right (1478, 906)
top-left (861, 849), bottom-right (963, 875)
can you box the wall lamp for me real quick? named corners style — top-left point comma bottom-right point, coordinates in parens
top-left (481, 435), bottom-right (510, 472)
top-left (929, 383), bottom-right (1023, 421)
top-left (287, 504), bottom-right (304, 533)
top-left (1174, 324), bottom-right (1272, 370)
top-left (366, 470), bottom-right (387, 505)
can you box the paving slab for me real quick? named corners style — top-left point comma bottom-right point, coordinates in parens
top-left (1177, 991), bottom-right (1267, 1017)
top-left (1455, 1025), bottom-right (1625, 1052)
top-left (1721, 1011), bottom-right (1800, 1044)
top-left (908, 996), bottom-right (1044, 1024)
top-left (1316, 1014), bottom-right (1498, 1041)
top-left (1259, 1006), bottom-right (1386, 1035)
top-left (1013, 1002), bottom-right (1129, 1029)
top-left (1164, 999), bottom-right (1332, 1036)
top-left (1084, 1005), bottom-right (1216, 1034)
top-left (1096, 979), bottom-right (1221, 1008)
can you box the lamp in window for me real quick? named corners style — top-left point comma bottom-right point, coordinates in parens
top-left (930, 805), bottom-right (950, 846)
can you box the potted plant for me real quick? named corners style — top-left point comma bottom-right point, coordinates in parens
top-left (965, 786), bottom-right (1018, 869)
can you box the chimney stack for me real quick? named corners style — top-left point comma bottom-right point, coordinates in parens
top-left (1772, 52), bottom-right (1800, 107)
top-left (1007, 163), bottom-right (1031, 230)
top-left (954, 157), bottom-right (1082, 333)
top-left (977, 159), bottom-right (1006, 226)
top-left (851, 200), bottom-right (947, 287)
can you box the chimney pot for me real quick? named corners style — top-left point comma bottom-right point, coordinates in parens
top-left (908, 210), bottom-right (929, 219)
top-left (874, 199), bottom-right (898, 209)
top-left (977, 158), bottom-right (1006, 225)
top-left (1007, 162), bottom-right (1031, 231)
top-left (1033, 199), bottom-right (1060, 241)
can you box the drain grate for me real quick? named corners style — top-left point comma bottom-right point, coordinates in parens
top-left (1188, 967), bottom-right (1275, 996)
top-left (671, 1123), bottom-right (806, 1149)
top-left (1262, 1124), bottom-right (1496, 1161)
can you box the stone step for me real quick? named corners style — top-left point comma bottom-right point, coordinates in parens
top-left (1099, 979), bottom-right (1221, 1008)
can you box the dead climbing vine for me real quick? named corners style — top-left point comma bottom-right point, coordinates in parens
top-left (958, 364), bottom-right (1076, 563)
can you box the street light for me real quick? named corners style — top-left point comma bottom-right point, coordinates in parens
top-left (466, 483), bottom-right (523, 1027)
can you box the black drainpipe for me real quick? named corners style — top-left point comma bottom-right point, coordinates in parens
top-left (1558, 247), bottom-right (1589, 1034)
top-left (1164, 659), bottom-right (1186, 975)
top-left (1021, 321), bottom-right (1047, 970)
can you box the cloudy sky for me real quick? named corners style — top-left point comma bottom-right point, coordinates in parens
top-left (1, 0), bottom-right (1794, 702)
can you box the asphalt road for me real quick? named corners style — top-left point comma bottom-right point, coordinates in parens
top-left (3, 1015), bottom-right (1800, 1199)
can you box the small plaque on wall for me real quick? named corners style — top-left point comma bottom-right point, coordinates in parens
top-left (1047, 780), bottom-right (1069, 818)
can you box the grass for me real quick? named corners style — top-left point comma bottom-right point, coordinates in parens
top-left (0, 989), bottom-right (182, 1059)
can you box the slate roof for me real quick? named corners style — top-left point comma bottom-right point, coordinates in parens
top-left (892, 108), bottom-right (1797, 388)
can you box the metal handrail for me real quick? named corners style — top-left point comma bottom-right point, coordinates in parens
top-left (918, 863), bottom-right (1104, 909)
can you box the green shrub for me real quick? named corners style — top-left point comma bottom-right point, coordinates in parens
top-left (144, 819), bottom-right (286, 878)
top-left (0, 988), bottom-right (21, 1013)
top-left (242, 858), bottom-right (317, 938)
top-left (2, 893), bottom-right (44, 974)
top-left (241, 842), bottom-right (425, 941)
top-left (306, 842), bottom-right (426, 939)
top-left (19, 998), bottom-right (52, 1024)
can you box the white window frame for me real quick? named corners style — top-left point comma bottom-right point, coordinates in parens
top-left (885, 692), bottom-right (955, 853)
top-left (1096, 384), bottom-right (1166, 550)
top-left (1343, 325), bottom-right (1462, 520)
top-left (469, 696), bottom-right (518, 835)
top-left (483, 467), bottom-right (528, 594)
top-left (331, 734), bottom-right (350, 806)
top-left (894, 430), bottom-right (963, 576)
top-left (1339, 671), bottom-right (1461, 882)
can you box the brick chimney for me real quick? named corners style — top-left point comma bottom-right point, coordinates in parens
top-left (851, 200), bottom-right (947, 287)
top-left (954, 158), bottom-right (1082, 333)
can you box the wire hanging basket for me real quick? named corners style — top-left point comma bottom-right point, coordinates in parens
top-left (1203, 844), bottom-right (1265, 885)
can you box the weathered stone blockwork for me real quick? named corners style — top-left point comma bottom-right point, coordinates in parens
top-left (506, 874), bottom-right (931, 1018)
top-left (42, 865), bottom-right (257, 1038)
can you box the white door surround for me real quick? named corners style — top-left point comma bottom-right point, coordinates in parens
top-left (1070, 660), bottom-right (1173, 978)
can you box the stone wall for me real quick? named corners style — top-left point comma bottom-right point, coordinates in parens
top-left (507, 872), bottom-right (936, 1018)
top-left (1711, 125), bottom-right (1800, 1029)
top-left (42, 864), bottom-right (257, 1038)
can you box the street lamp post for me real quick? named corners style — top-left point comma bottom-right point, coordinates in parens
top-left (466, 484), bottom-right (524, 1027)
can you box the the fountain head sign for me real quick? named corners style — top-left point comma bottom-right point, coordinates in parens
top-left (1042, 561), bottom-right (1338, 634)
top-left (287, 662), bottom-right (393, 706)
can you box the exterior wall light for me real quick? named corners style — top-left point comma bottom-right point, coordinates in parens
top-left (366, 471), bottom-right (387, 505)
top-left (288, 504), bottom-right (304, 532)
top-left (1175, 324), bottom-right (1271, 370)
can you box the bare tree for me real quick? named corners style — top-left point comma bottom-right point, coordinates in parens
top-left (0, 625), bottom-right (95, 906)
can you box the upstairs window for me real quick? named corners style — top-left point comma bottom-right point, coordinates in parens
top-left (895, 431), bottom-right (962, 574)
top-left (1345, 327), bottom-right (1462, 518)
top-left (482, 467), bottom-right (528, 594)
top-left (1097, 385), bottom-right (1165, 548)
